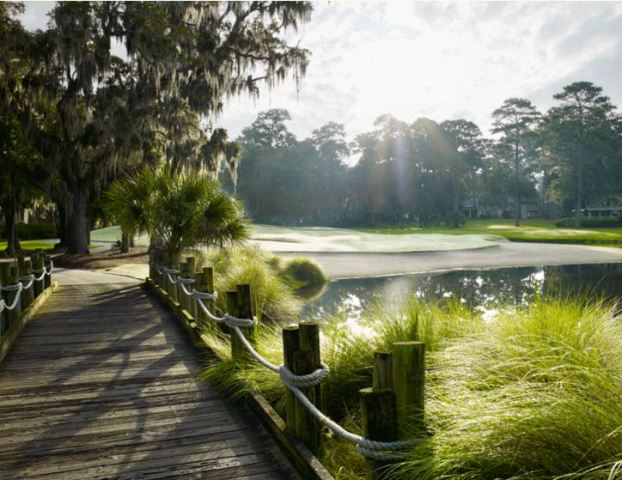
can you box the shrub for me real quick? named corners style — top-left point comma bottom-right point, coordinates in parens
top-left (554, 216), bottom-right (622, 228)
top-left (393, 298), bottom-right (622, 480)
top-left (199, 245), bottom-right (302, 322)
top-left (280, 257), bottom-right (328, 298)
top-left (443, 212), bottom-right (467, 228)
top-left (16, 222), bottom-right (57, 240)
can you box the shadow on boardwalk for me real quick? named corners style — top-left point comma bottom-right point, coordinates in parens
top-left (0, 283), bottom-right (297, 479)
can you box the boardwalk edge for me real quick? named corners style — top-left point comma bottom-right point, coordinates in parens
top-left (0, 282), bottom-right (59, 365)
top-left (144, 277), bottom-right (334, 480)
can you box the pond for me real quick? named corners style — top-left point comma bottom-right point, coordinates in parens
top-left (303, 263), bottom-right (622, 322)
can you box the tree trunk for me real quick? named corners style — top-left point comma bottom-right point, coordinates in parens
top-left (573, 157), bottom-right (583, 228)
top-left (514, 142), bottom-right (521, 227)
top-left (121, 231), bottom-right (130, 253)
top-left (66, 187), bottom-right (90, 254)
top-left (3, 200), bottom-right (21, 255)
top-left (55, 200), bottom-right (68, 248)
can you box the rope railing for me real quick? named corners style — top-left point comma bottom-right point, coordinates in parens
top-left (0, 259), bottom-right (53, 315)
top-left (155, 263), bottom-right (423, 461)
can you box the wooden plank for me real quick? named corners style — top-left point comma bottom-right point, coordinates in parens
top-left (0, 283), bottom-right (298, 479)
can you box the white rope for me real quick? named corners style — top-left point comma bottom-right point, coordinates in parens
top-left (32, 270), bottom-right (46, 282)
top-left (231, 325), bottom-right (280, 373)
top-left (0, 299), bottom-right (4, 314)
top-left (166, 272), bottom-right (179, 285)
top-left (0, 283), bottom-right (23, 310)
top-left (192, 290), bottom-right (218, 300)
top-left (1, 283), bottom-right (22, 292)
top-left (33, 261), bottom-right (53, 277)
top-left (151, 265), bottom-right (424, 458)
top-left (195, 297), bottom-right (227, 322)
top-left (20, 274), bottom-right (35, 291)
top-left (179, 281), bottom-right (193, 297)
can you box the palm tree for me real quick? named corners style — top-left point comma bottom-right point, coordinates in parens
top-left (105, 167), bottom-right (248, 262)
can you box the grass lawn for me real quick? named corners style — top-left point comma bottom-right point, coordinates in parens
top-left (361, 219), bottom-right (622, 246)
top-left (90, 226), bottom-right (150, 245)
top-left (90, 219), bottom-right (622, 255)
top-left (0, 240), bottom-right (56, 251)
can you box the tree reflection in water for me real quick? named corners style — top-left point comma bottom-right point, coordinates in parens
top-left (304, 263), bottom-right (622, 322)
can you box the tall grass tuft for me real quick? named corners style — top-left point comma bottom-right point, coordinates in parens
top-left (199, 245), bottom-right (302, 321)
top-left (393, 297), bottom-right (622, 480)
top-left (202, 285), bottom-right (622, 479)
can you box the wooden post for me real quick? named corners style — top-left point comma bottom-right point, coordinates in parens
top-left (43, 254), bottom-right (52, 289)
top-left (31, 253), bottom-right (44, 297)
top-left (392, 341), bottom-right (425, 435)
top-left (148, 250), bottom-right (156, 280)
top-left (0, 270), bottom-right (5, 336)
top-left (226, 290), bottom-right (240, 359)
top-left (168, 259), bottom-right (179, 303)
top-left (177, 258), bottom-right (193, 312)
top-left (17, 256), bottom-right (34, 309)
top-left (176, 259), bottom-right (186, 307)
top-left (185, 257), bottom-right (195, 313)
top-left (194, 266), bottom-right (214, 328)
top-left (282, 324), bottom-right (300, 434)
top-left (360, 387), bottom-right (398, 480)
top-left (294, 321), bottom-right (323, 454)
top-left (1, 261), bottom-right (22, 325)
top-left (230, 284), bottom-right (256, 363)
top-left (373, 352), bottom-right (394, 390)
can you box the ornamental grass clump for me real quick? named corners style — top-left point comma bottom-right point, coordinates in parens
top-left (199, 245), bottom-right (302, 322)
top-left (393, 297), bottom-right (622, 480)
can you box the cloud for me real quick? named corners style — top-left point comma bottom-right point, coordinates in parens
top-left (20, 1), bottom-right (622, 141)
top-left (214, 1), bottom-right (622, 140)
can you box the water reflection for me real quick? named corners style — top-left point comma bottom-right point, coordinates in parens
top-left (303, 263), bottom-right (622, 321)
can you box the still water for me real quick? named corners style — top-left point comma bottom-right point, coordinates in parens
top-left (303, 263), bottom-right (622, 321)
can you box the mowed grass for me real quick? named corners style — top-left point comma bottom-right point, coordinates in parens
top-left (93, 220), bottom-right (622, 252)
top-left (90, 226), bottom-right (150, 245)
top-left (0, 240), bottom-right (56, 251)
top-left (361, 219), bottom-right (622, 246)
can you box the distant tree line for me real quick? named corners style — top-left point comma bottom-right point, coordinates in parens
top-left (0, 1), bottom-right (312, 254)
top-left (232, 82), bottom-right (622, 228)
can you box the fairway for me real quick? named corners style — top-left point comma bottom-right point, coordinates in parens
top-left (361, 219), bottom-right (622, 245)
top-left (90, 224), bottom-right (500, 253)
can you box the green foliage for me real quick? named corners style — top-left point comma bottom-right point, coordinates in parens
top-left (2, 2), bottom-right (313, 253)
top-left (392, 298), bottom-right (622, 480)
top-left (202, 290), bottom-right (622, 479)
top-left (542, 82), bottom-right (621, 228)
top-left (280, 257), bottom-right (328, 297)
top-left (443, 212), bottom-right (467, 228)
top-left (554, 217), bottom-right (622, 228)
top-left (105, 167), bottom-right (248, 260)
top-left (15, 222), bottom-right (57, 240)
top-left (202, 295), bottom-right (480, 478)
top-left (0, 240), bottom-right (55, 252)
top-left (199, 246), bottom-right (302, 322)
top-left (362, 218), bottom-right (622, 246)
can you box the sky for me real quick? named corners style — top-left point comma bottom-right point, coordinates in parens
top-left (20, 1), bottom-right (622, 142)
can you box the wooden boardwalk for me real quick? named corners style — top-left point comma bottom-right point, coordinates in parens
top-left (0, 282), bottom-right (297, 479)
